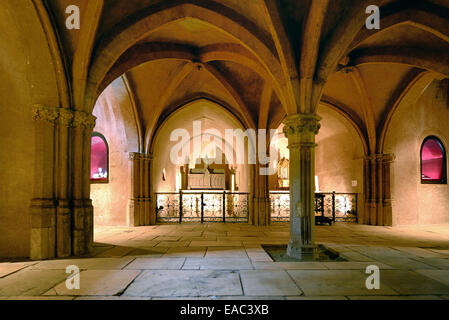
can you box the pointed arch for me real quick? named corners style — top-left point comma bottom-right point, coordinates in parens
top-left (85, 2), bottom-right (284, 114)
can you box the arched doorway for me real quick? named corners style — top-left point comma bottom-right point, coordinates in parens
top-left (150, 99), bottom-right (253, 224)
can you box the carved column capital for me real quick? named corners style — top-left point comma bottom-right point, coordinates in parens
top-left (59, 109), bottom-right (75, 127)
top-left (282, 114), bottom-right (321, 138)
top-left (364, 153), bottom-right (396, 163)
top-left (381, 153), bottom-right (396, 163)
top-left (73, 111), bottom-right (96, 129)
top-left (130, 152), bottom-right (152, 161)
top-left (282, 114), bottom-right (321, 149)
top-left (142, 153), bottom-right (153, 161)
top-left (32, 104), bottom-right (59, 123)
top-left (129, 152), bottom-right (139, 161)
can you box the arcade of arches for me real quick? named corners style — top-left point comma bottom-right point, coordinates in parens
top-left (1, 0), bottom-right (449, 272)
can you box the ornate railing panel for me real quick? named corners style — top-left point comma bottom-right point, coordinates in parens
top-left (322, 193), bottom-right (358, 222)
top-left (155, 192), bottom-right (180, 223)
top-left (155, 191), bottom-right (249, 223)
top-left (225, 193), bottom-right (249, 223)
top-left (269, 191), bottom-right (358, 223)
top-left (181, 193), bottom-right (202, 222)
top-left (203, 193), bottom-right (224, 222)
top-left (269, 191), bottom-right (290, 222)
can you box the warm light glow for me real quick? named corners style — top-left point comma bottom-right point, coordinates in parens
top-left (176, 171), bottom-right (181, 191)
top-left (421, 137), bottom-right (446, 182)
top-left (91, 135), bottom-right (108, 182)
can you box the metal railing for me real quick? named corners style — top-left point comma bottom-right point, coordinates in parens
top-left (155, 191), bottom-right (249, 223)
top-left (269, 191), bottom-right (358, 223)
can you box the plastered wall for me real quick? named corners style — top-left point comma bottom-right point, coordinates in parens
top-left (90, 79), bottom-right (139, 226)
top-left (384, 80), bottom-right (449, 225)
top-left (0, 3), bottom-right (60, 258)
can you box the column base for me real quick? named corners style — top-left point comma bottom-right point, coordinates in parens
top-left (287, 242), bottom-right (318, 260)
top-left (30, 199), bottom-right (56, 260)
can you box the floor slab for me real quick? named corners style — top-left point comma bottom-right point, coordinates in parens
top-left (240, 270), bottom-right (302, 296)
top-left (51, 270), bottom-right (141, 296)
top-left (123, 270), bottom-right (243, 297)
top-left (125, 258), bottom-right (185, 270)
top-left (378, 270), bottom-right (449, 295)
top-left (287, 270), bottom-right (399, 296)
top-left (0, 269), bottom-right (68, 296)
top-left (1, 222), bottom-right (449, 300)
top-left (183, 258), bottom-right (253, 270)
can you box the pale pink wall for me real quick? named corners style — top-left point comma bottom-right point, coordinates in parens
top-left (384, 80), bottom-right (449, 225)
top-left (91, 78), bottom-right (140, 226)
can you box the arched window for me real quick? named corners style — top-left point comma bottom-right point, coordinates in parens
top-left (421, 136), bottom-right (447, 184)
top-left (91, 133), bottom-right (109, 183)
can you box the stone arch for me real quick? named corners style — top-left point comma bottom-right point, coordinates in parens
top-left (85, 2), bottom-right (287, 114)
top-left (150, 98), bottom-right (253, 198)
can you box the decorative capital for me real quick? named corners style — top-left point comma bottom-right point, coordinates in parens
top-left (32, 105), bottom-right (97, 129)
top-left (382, 153), bottom-right (396, 163)
top-left (32, 104), bottom-right (59, 123)
top-left (73, 111), bottom-right (96, 129)
top-left (129, 152), bottom-right (141, 161)
top-left (59, 109), bottom-right (74, 127)
top-left (129, 152), bottom-right (152, 161)
top-left (364, 153), bottom-right (396, 163)
top-left (282, 114), bottom-right (321, 139)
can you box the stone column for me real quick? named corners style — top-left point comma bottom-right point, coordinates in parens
top-left (129, 152), bottom-right (141, 226)
top-left (56, 109), bottom-right (74, 257)
top-left (30, 105), bottom-right (96, 259)
top-left (363, 153), bottom-right (395, 226)
top-left (30, 105), bottom-right (59, 260)
top-left (382, 154), bottom-right (395, 226)
top-left (142, 154), bottom-right (151, 226)
top-left (362, 157), bottom-right (371, 225)
top-left (369, 155), bottom-right (378, 225)
top-left (129, 152), bottom-right (152, 226)
top-left (283, 114), bottom-right (321, 260)
top-left (71, 111), bottom-right (96, 256)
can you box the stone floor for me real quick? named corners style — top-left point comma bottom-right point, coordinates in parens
top-left (1, 223), bottom-right (449, 300)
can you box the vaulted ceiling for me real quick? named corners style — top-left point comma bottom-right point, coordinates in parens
top-left (26, 0), bottom-right (449, 154)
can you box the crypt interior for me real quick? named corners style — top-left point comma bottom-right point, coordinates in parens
top-left (0, 0), bottom-right (449, 300)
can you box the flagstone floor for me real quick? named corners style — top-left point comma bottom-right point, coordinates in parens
top-left (1, 223), bottom-right (449, 300)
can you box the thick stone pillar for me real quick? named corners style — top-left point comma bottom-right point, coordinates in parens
top-left (283, 114), bottom-right (321, 260)
top-left (71, 111), bottom-right (96, 256)
top-left (30, 105), bottom-right (96, 259)
top-left (129, 152), bottom-right (152, 226)
top-left (30, 105), bottom-right (59, 260)
top-left (363, 153), bottom-right (395, 226)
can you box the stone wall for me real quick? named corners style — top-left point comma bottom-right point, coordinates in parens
top-left (384, 79), bottom-right (449, 225)
top-left (0, 3), bottom-right (61, 258)
top-left (90, 79), bottom-right (140, 226)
